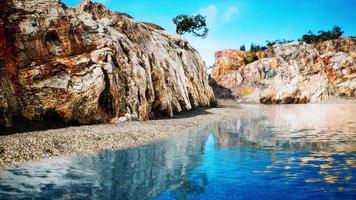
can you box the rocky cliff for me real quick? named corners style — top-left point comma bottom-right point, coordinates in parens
top-left (0, 0), bottom-right (215, 127)
top-left (212, 37), bottom-right (356, 103)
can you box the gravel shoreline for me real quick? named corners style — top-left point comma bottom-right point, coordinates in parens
top-left (1, 98), bottom-right (355, 168)
top-left (0, 101), bottom-right (252, 168)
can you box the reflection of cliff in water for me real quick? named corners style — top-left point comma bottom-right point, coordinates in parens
top-left (92, 127), bottom-right (211, 200)
top-left (1, 104), bottom-right (356, 200)
top-left (212, 117), bottom-right (356, 190)
top-left (214, 117), bottom-right (267, 150)
top-left (213, 111), bottom-right (356, 152)
top-left (0, 127), bottom-right (211, 200)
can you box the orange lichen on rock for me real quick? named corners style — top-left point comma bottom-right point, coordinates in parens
top-left (212, 50), bottom-right (246, 80)
top-left (321, 56), bottom-right (335, 81)
top-left (239, 87), bottom-right (254, 96)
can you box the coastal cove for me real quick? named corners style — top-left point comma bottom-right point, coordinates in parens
top-left (1, 99), bottom-right (355, 168)
top-left (0, 100), bottom-right (247, 168)
top-left (1, 99), bottom-right (356, 199)
top-left (1, 0), bottom-right (356, 199)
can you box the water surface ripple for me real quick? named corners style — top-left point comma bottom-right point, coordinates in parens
top-left (0, 104), bottom-right (355, 199)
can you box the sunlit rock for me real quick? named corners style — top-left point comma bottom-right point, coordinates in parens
top-left (212, 38), bottom-right (356, 103)
top-left (0, 0), bottom-right (215, 127)
top-left (212, 50), bottom-right (246, 80)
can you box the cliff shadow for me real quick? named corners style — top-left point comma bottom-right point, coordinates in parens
top-left (208, 76), bottom-right (235, 100)
top-left (0, 112), bottom-right (81, 136)
top-left (170, 107), bottom-right (213, 119)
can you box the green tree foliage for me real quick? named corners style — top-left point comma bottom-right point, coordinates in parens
top-left (266, 39), bottom-right (294, 47)
top-left (300, 31), bottom-right (318, 44)
top-left (240, 43), bottom-right (267, 65)
top-left (240, 45), bottom-right (246, 51)
top-left (173, 14), bottom-right (209, 38)
top-left (243, 52), bottom-right (259, 65)
top-left (250, 43), bottom-right (267, 53)
top-left (239, 25), bottom-right (344, 65)
top-left (300, 26), bottom-right (343, 44)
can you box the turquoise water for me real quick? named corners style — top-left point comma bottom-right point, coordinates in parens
top-left (0, 105), bottom-right (356, 200)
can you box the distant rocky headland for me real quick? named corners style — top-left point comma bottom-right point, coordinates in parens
top-left (0, 0), bottom-right (215, 128)
top-left (211, 37), bottom-right (356, 103)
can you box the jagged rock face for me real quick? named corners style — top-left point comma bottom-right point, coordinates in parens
top-left (316, 37), bottom-right (356, 54)
top-left (0, 0), bottom-right (215, 127)
top-left (213, 38), bottom-right (356, 103)
top-left (211, 50), bottom-right (267, 81)
top-left (212, 50), bottom-right (246, 79)
top-left (318, 38), bottom-right (356, 97)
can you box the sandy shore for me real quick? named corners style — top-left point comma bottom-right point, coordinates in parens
top-left (1, 98), bottom-right (356, 168)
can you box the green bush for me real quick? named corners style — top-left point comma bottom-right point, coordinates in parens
top-left (243, 52), bottom-right (259, 65)
top-left (250, 43), bottom-right (267, 53)
top-left (300, 26), bottom-right (343, 44)
top-left (266, 39), bottom-right (294, 47)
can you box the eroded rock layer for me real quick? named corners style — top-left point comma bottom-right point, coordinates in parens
top-left (0, 0), bottom-right (215, 127)
top-left (212, 38), bottom-right (356, 103)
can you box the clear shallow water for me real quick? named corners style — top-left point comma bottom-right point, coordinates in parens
top-left (0, 105), bottom-right (356, 200)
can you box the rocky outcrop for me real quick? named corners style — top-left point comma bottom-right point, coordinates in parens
top-left (317, 38), bottom-right (356, 97)
top-left (212, 38), bottom-right (356, 103)
top-left (212, 50), bottom-right (246, 79)
top-left (211, 50), bottom-right (267, 81)
top-left (0, 0), bottom-right (215, 127)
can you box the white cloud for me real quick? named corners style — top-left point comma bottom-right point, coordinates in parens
top-left (197, 5), bottom-right (219, 28)
top-left (223, 6), bottom-right (238, 22)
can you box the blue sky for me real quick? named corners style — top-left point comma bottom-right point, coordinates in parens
top-left (63, 0), bottom-right (356, 66)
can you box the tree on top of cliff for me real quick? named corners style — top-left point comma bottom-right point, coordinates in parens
top-left (240, 45), bottom-right (246, 51)
top-left (250, 43), bottom-right (267, 53)
top-left (266, 39), bottom-right (294, 47)
top-left (300, 26), bottom-right (344, 44)
top-left (173, 14), bottom-right (209, 38)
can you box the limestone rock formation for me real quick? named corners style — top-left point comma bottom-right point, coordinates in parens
top-left (0, 0), bottom-right (215, 127)
top-left (212, 38), bottom-right (356, 103)
top-left (212, 50), bottom-right (246, 79)
top-left (317, 38), bottom-right (356, 97)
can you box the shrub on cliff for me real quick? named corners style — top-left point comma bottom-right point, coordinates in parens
top-left (300, 31), bottom-right (319, 44)
top-left (250, 43), bottom-right (267, 53)
top-left (243, 52), bottom-right (259, 65)
top-left (266, 39), bottom-right (294, 47)
top-left (173, 14), bottom-right (209, 38)
top-left (300, 26), bottom-right (344, 44)
top-left (237, 44), bottom-right (267, 65)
